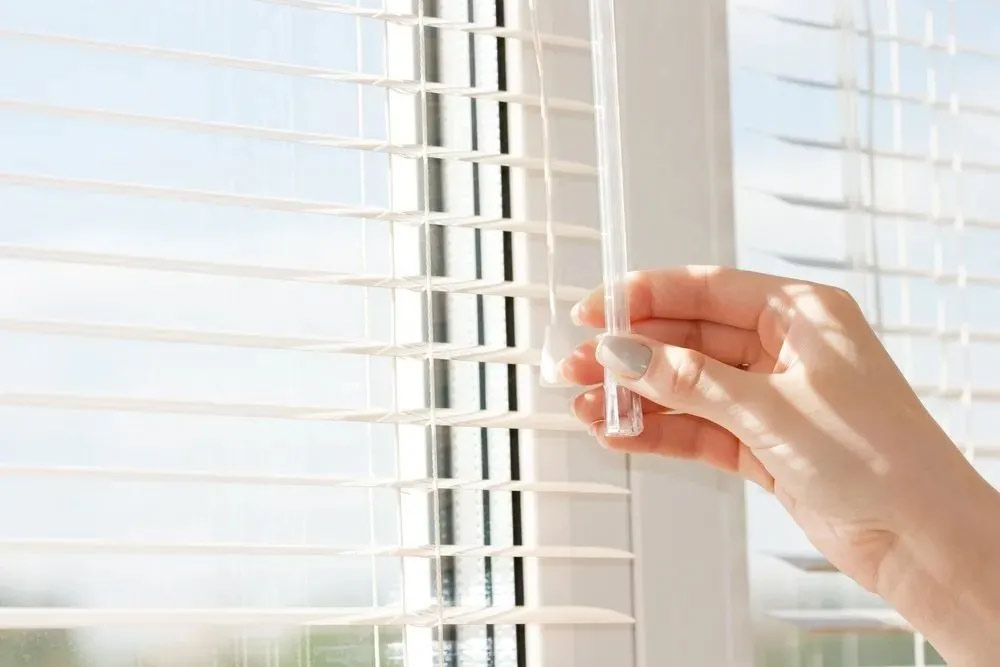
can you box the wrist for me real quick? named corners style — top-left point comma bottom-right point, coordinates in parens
top-left (878, 457), bottom-right (1000, 664)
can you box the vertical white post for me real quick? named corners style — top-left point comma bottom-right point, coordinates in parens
top-left (837, 0), bottom-right (864, 305)
top-left (886, 0), bottom-right (915, 377)
top-left (386, 1), bottom-right (435, 664)
top-left (614, 1), bottom-right (752, 665)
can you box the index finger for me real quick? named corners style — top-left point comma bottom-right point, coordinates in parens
top-left (571, 265), bottom-right (792, 330)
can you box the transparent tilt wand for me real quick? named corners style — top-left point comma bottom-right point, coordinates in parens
top-left (589, 0), bottom-right (643, 437)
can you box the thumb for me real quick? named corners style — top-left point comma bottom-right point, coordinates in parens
top-left (595, 333), bottom-right (754, 422)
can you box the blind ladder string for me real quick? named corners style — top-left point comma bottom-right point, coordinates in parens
top-left (525, 0), bottom-right (568, 391)
top-left (416, 0), bottom-right (448, 662)
top-left (923, 9), bottom-right (953, 442)
top-left (862, 0), bottom-right (885, 332)
top-left (356, 6), bottom-right (385, 664)
top-left (381, 0), bottom-right (412, 659)
top-left (525, 0), bottom-right (558, 327)
top-left (885, 0), bottom-right (914, 379)
top-left (835, 1), bottom-right (867, 318)
top-left (884, 0), bottom-right (922, 656)
top-left (945, 0), bottom-right (974, 465)
top-left (923, 29), bottom-right (956, 661)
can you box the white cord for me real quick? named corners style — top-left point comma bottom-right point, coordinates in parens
top-left (526, 0), bottom-right (577, 388)
top-left (525, 0), bottom-right (558, 324)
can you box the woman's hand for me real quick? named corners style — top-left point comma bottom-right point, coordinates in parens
top-left (561, 266), bottom-right (1000, 664)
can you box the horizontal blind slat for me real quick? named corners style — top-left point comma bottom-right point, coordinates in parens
top-left (0, 539), bottom-right (633, 560)
top-left (773, 252), bottom-right (1000, 287)
top-left (0, 172), bottom-right (599, 239)
top-left (878, 323), bottom-right (1000, 345)
top-left (16, 303), bottom-right (1000, 368)
top-left (0, 244), bottom-right (589, 301)
top-left (770, 553), bottom-right (838, 573)
top-left (0, 29), bottom-right (593, 113)
top-left (0, 318), bottom-right (544, 365)
top-left (766, 132), bottom-right (1000, 175)
top-left (0, 606), bottom-right (635, 628)
top-left (965, 442), bottom-right (1000, 458)
top-left (769, 609), bottom-right (910, 634)
top-left (0, 393), bottom-right (585, 431)
top-left (739, 5), bottom-right (1000, 62)
top-left (0, 99), bottom-right (597, 176)
top-left (763, 71), bottom-right (1000, 120)
top-left (912, 385), bottom-right (1000, 401)
top-left (0, 464), bottom-right (628, 495)
top-left (255, 0), bottom-right (590, 49)
top-left (768, 191), bottom-right (1000, 231)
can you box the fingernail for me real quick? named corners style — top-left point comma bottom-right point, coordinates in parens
top-left (595, 336), bottom-right (652, 380)
top-left (554, 358), bottom-right (571, 383)
top-left (587, 421), bottom-right (603, 436)
top-left (570, 302), bottom-right (583, 326)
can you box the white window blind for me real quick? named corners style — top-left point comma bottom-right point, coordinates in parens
top-left (730, 0), bottom-right (1000, 664)
top-left (0, 0), bottom-right (635, 665)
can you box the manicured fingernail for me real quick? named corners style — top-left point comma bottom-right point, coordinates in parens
top-left (595, 336), bottom-right (652, 380)
top-left (570, 302), bottom-right (583, 326)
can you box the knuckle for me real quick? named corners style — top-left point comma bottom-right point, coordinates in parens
top-left (681, 321), bottom-right (703, 351)
top-left (667, 348), bottom-right (707, 398)
top-left (626, 271), bottom-right (654, 307)
top-left (827, 285), bottom-right (856, 304)
top-left (824, 285), bottom-right (863, 316)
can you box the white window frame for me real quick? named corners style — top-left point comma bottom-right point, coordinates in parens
top-left (503, 1), bottom-right (754, 666)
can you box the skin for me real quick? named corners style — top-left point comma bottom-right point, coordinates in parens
top-left (560, 266), bottom-right (1000, 665)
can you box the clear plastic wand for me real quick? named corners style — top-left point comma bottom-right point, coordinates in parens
top-left (589, 0), bottom-right (643, 437)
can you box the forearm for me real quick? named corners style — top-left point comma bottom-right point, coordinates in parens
top-left (878, 463), bottom-right (1000, 664)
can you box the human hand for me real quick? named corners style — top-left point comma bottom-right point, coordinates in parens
top-left (561, 266), bottom-right (1000, 664)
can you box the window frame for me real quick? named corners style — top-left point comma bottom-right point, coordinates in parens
top-left (499, 0), bottom-right (754, 666)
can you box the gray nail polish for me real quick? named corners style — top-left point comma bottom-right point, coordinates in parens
top-left (595, 336), bottom-right (652, 380)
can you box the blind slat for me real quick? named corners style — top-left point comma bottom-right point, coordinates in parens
top-left (742, 5), bottom-right (1000, 63)
top-left (0, 172), bottom-right (600, 239)
top-left (0, 244), bottom-right (589, 301)
top-left (967, 442), bottom-right (1000, 458)
top-left (0, 464), bottom-right (629, 496)
top-left (0, 606), bottom-right (635, 628)
top-left (770, 191), bottom-right (1000, 231)
top-left (768, 132), bottom-right (1000, 175)
top-left (912, 386), bottom-right (1000, 401)
top-left (256, 0), bottom-right (591, 49)
top-left (0, 394), bottom-right (586, 431)
top-left (0, 30), bottom-right (593, 113)
top-left (771, 553), bottom-right (838, 573)
top-left (0, 318), bottom-right (545, 365)
top-left (770, 609), bottom-right (909, 634)
top-left (0, 99), bottom-right (596, 176)
top-left (766, 71), bottom-right (1000, 120)
top-left (0, 539), bottom-right (633, 560)
top-left (775, 252), bottom-right (1000, 288)
top-left (879, 323), bottom-right (1000, 345)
